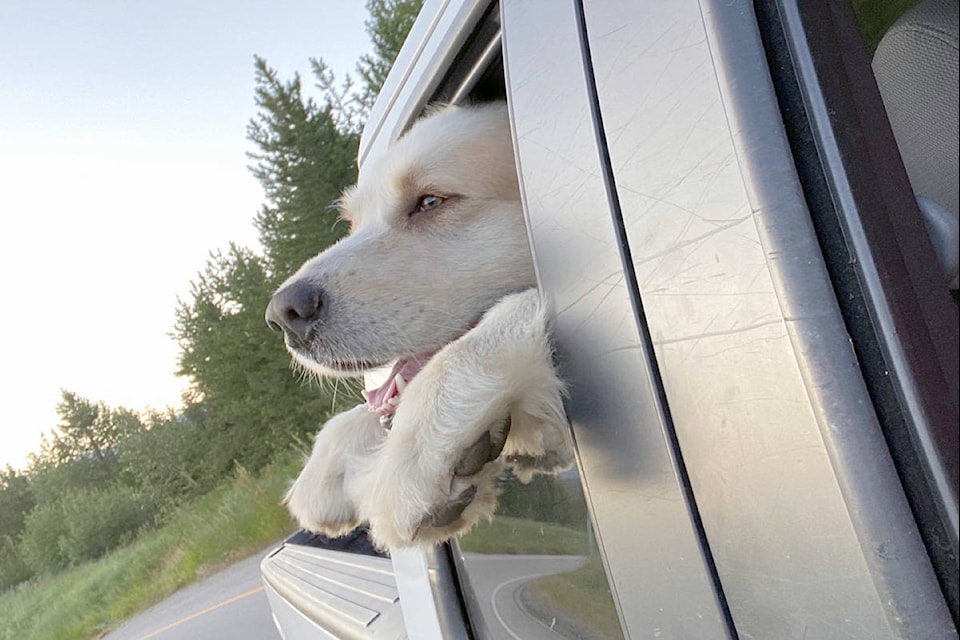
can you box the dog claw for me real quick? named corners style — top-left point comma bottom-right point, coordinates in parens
top-left (453, 415), bottom-right (512, 478)
top-left (490, 414), bottom-right (511, 460)
top-left (418, 486), bottom-right (477, 530)
top-left (440, 472), bottom-right (454, 496)
top-left (455, 433), bottom-right (493, 477)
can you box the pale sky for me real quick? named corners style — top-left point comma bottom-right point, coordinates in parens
top-left (0, 1), bottom-right (371, 470)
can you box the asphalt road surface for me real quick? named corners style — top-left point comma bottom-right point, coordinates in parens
top-left (103, 546), bottom-right (589, 639)
top-left (103, 546), bottom-right (281, 640)
top-left (460, 553), bottom-right (589, 639)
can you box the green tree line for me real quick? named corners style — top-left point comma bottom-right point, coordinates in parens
top-left (0, 0), bottom-right (423, 593)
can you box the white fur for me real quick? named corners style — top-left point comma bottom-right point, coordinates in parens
top-left (277, 104), bottom-right (573, 549)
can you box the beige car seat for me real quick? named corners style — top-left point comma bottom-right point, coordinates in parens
top-left (873, 0), bottom-right (959, 289)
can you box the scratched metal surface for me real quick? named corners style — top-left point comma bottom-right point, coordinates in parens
top-left (502, 1), bottom-right (733, 638)
top-left (579, 0), bottom-right (953, 638)
top-left (505, 0), bottom-right (954, 638)
top-left (580, 2), bottom-right (887, 636)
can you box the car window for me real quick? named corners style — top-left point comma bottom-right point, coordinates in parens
top-left (452, 468), bottom-right (625, 640)
top-left (852, 0), bottom-right (920, 52)
top-left (857, 0), bottom-right (960, 618)
top-left (866, 0), bottom-right (959, 290)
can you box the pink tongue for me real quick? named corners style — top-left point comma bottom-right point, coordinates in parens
top-left (362, 352), bottom-right (434, 416)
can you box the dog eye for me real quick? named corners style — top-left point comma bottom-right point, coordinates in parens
top-left (414, 194), bottom-right (446, 214)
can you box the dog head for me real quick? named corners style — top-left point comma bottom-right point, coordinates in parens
top-left (265, 103), bottom-right (536, 380)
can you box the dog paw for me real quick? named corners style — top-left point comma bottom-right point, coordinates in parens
top-left (506, 449), bottom-right (574, 484)
top-left (285, 405), bottom-right (386, 537)
top-left (360, 414), bottom-right (512, 549)
top-left (453, 416), bottom-right (511, 477)
top-left (500, 402), bottom-right (575, 483)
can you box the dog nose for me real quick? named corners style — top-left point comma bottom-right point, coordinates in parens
top-left (265, 282), bottom-right (323, 341)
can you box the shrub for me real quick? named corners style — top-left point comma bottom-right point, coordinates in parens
top-left (0, 535), bottom-right (33, 592)
top-left (58, 485), bottom-right (155, 565)
top-left (19, 485), bottom-right (156, 574)
top-left (19, 500), bottom-right (70, 575)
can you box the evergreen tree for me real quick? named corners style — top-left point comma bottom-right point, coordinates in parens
top-left (173, 244), bottom-right (355, 473)
top-left (247, 57), bottom-right (359, 283)
top-left (356, 0), bottom-right (424, 112)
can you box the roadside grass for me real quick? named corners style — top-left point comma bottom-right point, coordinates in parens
top-left (526, 555), bottom-right (625, 639)
top-left (459, 518), bottom-right (622, 637)
top-left (458, 515), bottom-right (588, 556)
top-left (0, 452), bottom-right (302, 640)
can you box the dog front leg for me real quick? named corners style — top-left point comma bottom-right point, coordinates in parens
top-left (358, 288), bottom-right (573, 549)
top-left (285, 405), bottom-right (387, 537)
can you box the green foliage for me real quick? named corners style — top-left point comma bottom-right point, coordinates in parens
top-left (0, 468), bottom-right (36, 590)
top-left (356, 0), bottom-right (424, 112)
top-left (174, 246), bottom-right (279, 473)
top-left (17, 393), bottom-right (150, 577)
top-left (38, 391), bottom-right (141, 465)
top-left (161, 460), bottom-right (300, 575)
top-left (19, 499), bottom-right (69, 575)
top-left (174, 245), bottom-right (275, 408)
top-left (0, 467), bottom-right (34, 542)
top-left (173, 244), bottom-right (355, 477)
top-left (26, 392), bottom-right (143, 506)
top-left (309, 58), bottom-right (366, 135)
top-left (18, 486), bottom-right (153, 575)
top-left (0, 454), bottom-right (301, 640)
top-left (27, 455), bottom-right (119, 510)
top-left (118, 409), bottom-right (207, 509)
top-left (0, 536), bottom-right (32, 592)
top-left (247, 58), bottom-right (358, 281)
top-left (57, 486), bottom-right (155, 566)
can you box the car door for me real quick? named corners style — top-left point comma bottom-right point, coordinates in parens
top-left (461, 0), bottom-right (958, 639)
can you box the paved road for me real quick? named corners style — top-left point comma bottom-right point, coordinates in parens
top-left (103, 546), bottom-right (588, 640)
top-left (460, 553), bottom-right (589, 639)
top-left (104, 546), bottom-right (282, 640)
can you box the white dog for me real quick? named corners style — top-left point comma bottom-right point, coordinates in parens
top-left (265, 103), bottom-right (572, 549)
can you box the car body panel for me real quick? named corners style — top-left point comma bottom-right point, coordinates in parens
top-left (570, 0), bottom-right (954, 637)
top-left (260, 543), bottom-right (406, 639)
top-left (499, 1), bottom-right (734, 638)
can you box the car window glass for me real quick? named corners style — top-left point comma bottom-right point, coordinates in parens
top-left (452, 466), bottom-right (625, 640)
top-left (852, 0), bottom-right (920, 52)
top-left (859, 0), bottom-right (959, 291)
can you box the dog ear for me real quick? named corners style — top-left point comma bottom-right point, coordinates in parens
top-left (419, 101), bottom-right (456, 119)
top-left (397, 102), bottom-right (458, 142)
top-left (334, 184), bottom-right (359, 228)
